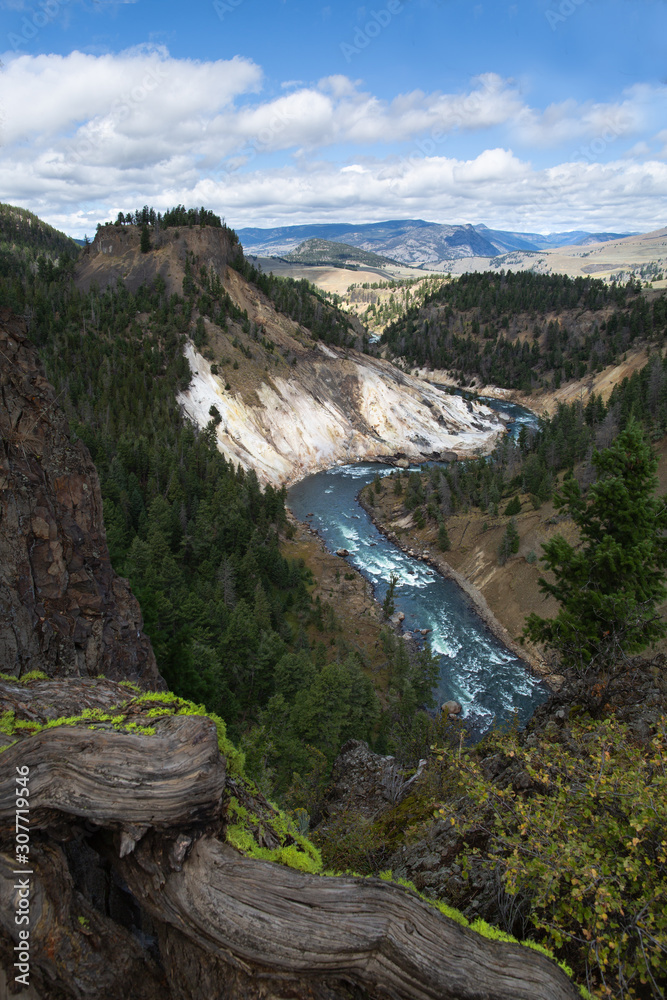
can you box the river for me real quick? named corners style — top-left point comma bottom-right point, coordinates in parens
top-left (288, 395), bottom-right (549, 735)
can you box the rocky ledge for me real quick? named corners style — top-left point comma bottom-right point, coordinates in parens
top-left (0, 313), bottom-right (161, 688)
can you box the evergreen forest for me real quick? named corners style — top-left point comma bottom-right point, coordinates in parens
top-left (2, 207), bottom-right (667, 998)
top-left (0, 207), bottom-right (432, 800)
top-left (381, 270), bottom-right (667, 391)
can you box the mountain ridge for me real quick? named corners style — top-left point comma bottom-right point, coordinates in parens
top-left (237, 219), bottom-right (637, 267)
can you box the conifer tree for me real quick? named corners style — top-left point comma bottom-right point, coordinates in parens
top-left (437, 523), bottom-right (451, 551)
top-left (524, 418), bottom-right (667, 672)
top-left (140, 224), bottom-right (151, 253)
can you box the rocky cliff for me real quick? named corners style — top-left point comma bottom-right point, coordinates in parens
top-left (0, 312), bottom-right (162, 687)
top-left (76, 225), bottom-right (506, 487)
top-left (180, 341), bottom-right (505, 486)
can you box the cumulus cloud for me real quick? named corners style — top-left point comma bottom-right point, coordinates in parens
top-left (201, 154), bottom-right (667, 233)
top-left (1, 47), bottom-right (665, 235)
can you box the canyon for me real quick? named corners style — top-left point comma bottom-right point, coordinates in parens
top-left (78, 224), bottom-right (507, 487)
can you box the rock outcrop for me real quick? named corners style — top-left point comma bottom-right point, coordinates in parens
top-left (0, 313), bottom-right (162, 687)
top-left (75, 225), bottom-right (506, 488)
top-left (180, 342), bottom-right (505, 486)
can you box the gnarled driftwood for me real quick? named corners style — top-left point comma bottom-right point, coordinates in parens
top-left (0, 714), bottom-right (579, 1000)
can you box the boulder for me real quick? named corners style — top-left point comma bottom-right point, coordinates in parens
top-left (441, 700), bottom-right (462, 716)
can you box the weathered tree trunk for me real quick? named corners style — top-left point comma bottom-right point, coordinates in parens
top-left (0, 714), bottom-right (579, 1000)
top-left (124, 837), bottom-right (578, 1000)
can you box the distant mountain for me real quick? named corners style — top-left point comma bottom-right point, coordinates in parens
top-left (281, 238), bottom-right (398, 268)
top-left (237, 220), bottom-right (637, 267)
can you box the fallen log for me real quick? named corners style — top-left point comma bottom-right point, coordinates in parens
top-left (0, 716), bottom-right (579, 1000)
top-left (126, 836), bottom-right (579, 1000)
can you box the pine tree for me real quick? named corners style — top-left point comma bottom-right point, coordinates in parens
top-left (523, 419), bottom-right (667, 672)
top-left (437, 524), bottom-right (451, 551)
top-left (498, 518), bottom-right (519, 565)
top-left (140, 224), bottom-right (151, 254)
top-left (382, 574), bottom-right (399, 619)
top-left (504, 495), bottom-right (521, 516)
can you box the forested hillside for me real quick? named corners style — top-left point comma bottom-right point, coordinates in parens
top-left (0, 202), bottom-right (79, 259)
top-left (381, 270), bottom-right (667, 390)
top-left (3, 206), bottom-right (667, 1000)
top-left (0, 207), bottom-right (431, 794)
top-left (366, 346), bottom-right (667, 574)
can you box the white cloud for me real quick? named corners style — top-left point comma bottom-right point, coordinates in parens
top-left (181, 153), bottom-right (667, 235)
top-left (1, 48), bottom-right (665, 236)
top-left (512, 83), bottom-right (666, 149)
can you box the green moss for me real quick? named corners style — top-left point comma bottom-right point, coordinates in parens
top-left (19, 670), bottom-right (49, 683)
top-left (225, 795), bottom-right (322, 875)
top-left (228, 797), bottom-right (249, 821)
top-left (0, 689), bottom-right (241, 772)
top-left (256, 843), bottom-right (321, 874)
top-left (132, 692), bottom-right (246, 776)
top-left (0, 711), bottom-right (16, 735)
top-left (226, 823), bottom-right (257, 854)
top-left (14, 719), bottom-right (41, 732)
top-left (374, 870), bottom-right (584, 991)
top-left (0, 671), bottom-right (49, 685)
top-left (118, 680), bottom-right (141, 693)
top-left (123, 722), bottom-right (156, 735)
top-left (1, 706), bottom-right (156, 742)
top-left (469, 917), bottom-right (518, 944)
top-left (133, 691), bottom-right (182, 705)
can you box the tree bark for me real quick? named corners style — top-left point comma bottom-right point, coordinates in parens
top-left (0, 714), bottom-right (579, 1000)
top-left (125, 836), bottom-right (579, 1000)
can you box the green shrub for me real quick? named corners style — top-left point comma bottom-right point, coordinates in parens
top-left (451, 716), bottom-right (667, 997)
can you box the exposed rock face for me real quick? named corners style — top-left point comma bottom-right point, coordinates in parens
top-left (323, 738), bottom-right (405, 821)
top-left (0, 313), bottom-right (162, 688)
top-left (76, 224), bottom-right (238, 296)
top-left (75, 225), bottom-right (505, 488)
top-left (180, 342), bottom-right (504, 486)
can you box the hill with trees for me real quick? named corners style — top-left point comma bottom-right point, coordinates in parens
top-left (282, 237), bottom-right (398, 268)
top-left (381, 270), bottom-right (667, 392)
top-left (0, 205), bottom-right (451, 781)
top-left (2, 204), bottom-right (667, 1000)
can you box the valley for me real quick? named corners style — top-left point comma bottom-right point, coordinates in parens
top-left (79, 222), bottom-right (507, 487)
top-left (2, 202), bottom-right (667, 1000)
top-left (239, 219), bottom-right (666, 287)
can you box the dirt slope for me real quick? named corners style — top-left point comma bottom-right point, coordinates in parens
top-left (77, 226), bottom-right (508, 487)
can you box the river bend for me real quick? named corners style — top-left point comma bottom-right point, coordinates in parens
top-left (288, 397), bottom-right (547, 733)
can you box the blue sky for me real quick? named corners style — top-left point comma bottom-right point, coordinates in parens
top-left (1, 0), bottom-right (666, 236)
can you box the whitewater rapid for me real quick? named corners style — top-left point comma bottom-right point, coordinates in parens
top-left (288, 395), bottom-right (546, 734)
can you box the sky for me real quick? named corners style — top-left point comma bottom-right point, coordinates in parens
top-left (1, 0), bottom-right (666, 238)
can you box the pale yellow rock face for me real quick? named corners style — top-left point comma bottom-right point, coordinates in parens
top-left (178, 342), bottom-right (505, 486)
